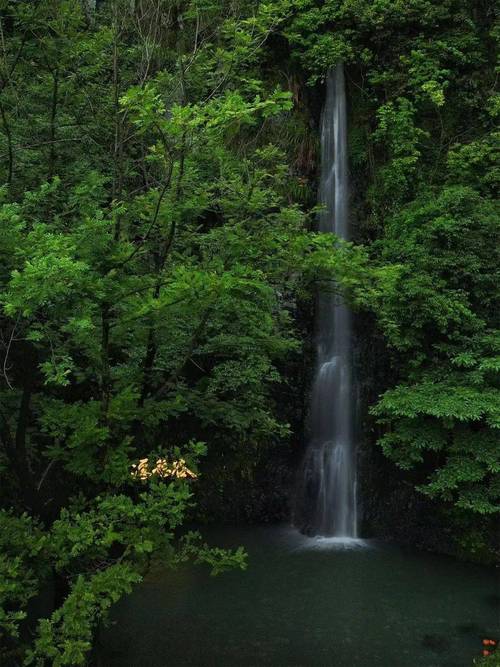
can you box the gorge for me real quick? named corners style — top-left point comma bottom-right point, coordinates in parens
top-left (0, 2), bottom-right (498, 665)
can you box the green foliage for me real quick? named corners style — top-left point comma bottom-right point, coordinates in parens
top-left (177, 531), bottom-right (247, 575)
top-left (475, 651), bottom-right (500, 667)
top-left (0, 512), bottom-right (48, 661)
top-left (371, 186), bottom-right (499, 515)
top-left (1, 0), bottom-right (497, 659)
top-left (0, 0), bottom-right (373, 662)
top-left (26, 565), bottom-right (142, 667)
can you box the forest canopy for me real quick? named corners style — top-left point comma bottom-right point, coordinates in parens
top-left (0, 0), bottom-right (498, 664)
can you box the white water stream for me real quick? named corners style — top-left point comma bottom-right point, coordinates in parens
top-left (296, 63), bottom-right (358, 538)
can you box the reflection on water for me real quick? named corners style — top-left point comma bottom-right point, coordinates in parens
top-left (100, 526), bottom-right (499, 667)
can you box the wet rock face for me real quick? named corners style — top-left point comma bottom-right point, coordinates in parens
top-left (347, 306), bottom-right (451, 551)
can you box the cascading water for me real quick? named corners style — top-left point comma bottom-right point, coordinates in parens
top-left (295, 63), bottom-right (358, 538)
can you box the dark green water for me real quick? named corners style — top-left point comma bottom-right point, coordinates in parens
top-left (101, 526), bottom-right (499, 667)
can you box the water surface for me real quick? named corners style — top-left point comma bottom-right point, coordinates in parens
top-left (101, 526), bottom-right (498, 667)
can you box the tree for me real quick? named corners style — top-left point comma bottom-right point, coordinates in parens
top-left (0, 1), bottom-right (373, 662)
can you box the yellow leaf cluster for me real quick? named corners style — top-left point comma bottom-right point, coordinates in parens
top-left (131, 457), bottom-right (197, 481)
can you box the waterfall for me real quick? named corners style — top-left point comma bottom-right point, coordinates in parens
top-left (295, 63), bottom-right (358, 538)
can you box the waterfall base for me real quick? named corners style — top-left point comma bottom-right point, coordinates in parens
top-left (292, 533), bottom-right (368, 551)
top-left (294, 439), bottom-right (358, 539)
